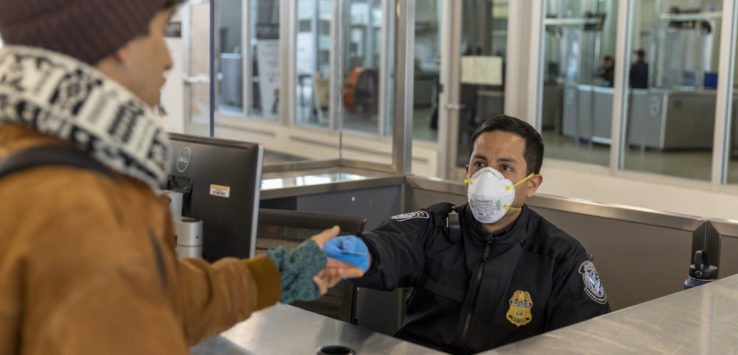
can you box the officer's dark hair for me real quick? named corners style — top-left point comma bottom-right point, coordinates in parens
top-left (469, 114), bottom-right (544, 175)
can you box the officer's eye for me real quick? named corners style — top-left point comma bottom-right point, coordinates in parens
top-left (473, 161), bottom-right (486, 168)
top-left (501, 165), bottom-right (513, 172)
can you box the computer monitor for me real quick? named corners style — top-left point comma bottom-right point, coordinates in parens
top-left (166, 133), bottom-right (263, 262)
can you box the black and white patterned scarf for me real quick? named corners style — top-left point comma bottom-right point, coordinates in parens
top-left (0, 46), bottom-right (171, 188)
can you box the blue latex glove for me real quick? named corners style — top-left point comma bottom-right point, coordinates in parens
top-left (323, 235), bottom-right (370, 273)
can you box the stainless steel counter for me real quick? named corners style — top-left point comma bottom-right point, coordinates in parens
top-left (260, 166), bottom-right (403, 200)
top-left (191, 276), bottom-right (738, 355)
top-left (191, 303), bottom-right (441, 355)
top-left (485, 274), bottom-right (738, 354)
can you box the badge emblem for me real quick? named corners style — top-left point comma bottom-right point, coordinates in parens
top-left (506, 290), bottom-right (533, 327)
top-left (390, 211), bottom-right (429, 221)
top-left (579, 261), bottom-right (607, 304)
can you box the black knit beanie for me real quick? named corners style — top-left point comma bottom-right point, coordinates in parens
top-left (0, 0), bottom-right (174, 65)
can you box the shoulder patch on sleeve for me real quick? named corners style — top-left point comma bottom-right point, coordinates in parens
top-left (578, 261), bottom-right (607, 304)
top-left (390, 211), bottom-right (430, 222)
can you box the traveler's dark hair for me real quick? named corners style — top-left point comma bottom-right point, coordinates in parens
top-left (138, 0), bottom-right (185, 36)
top-left (469, 114), bottom-right (544, 174)
top-left (164, 0), bottom-right (184, 9)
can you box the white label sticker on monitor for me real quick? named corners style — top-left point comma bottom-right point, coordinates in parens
top-left (210, 184), bottom-right (231, 198)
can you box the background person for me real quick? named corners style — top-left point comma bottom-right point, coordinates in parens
top-left (598, 55), bottom-right (615, 87)
top-left (629, 49), bottom-right (649, 89)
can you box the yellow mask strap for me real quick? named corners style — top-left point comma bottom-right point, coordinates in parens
top-left (504, 173), bottom-right (535, 210)
top-left (464, 178), bottom-right (472, 184)
top-left (506, 173), bottom-right (535, 191)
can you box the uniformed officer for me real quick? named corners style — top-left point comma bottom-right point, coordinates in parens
top-left (325, 114), bottom-right (610, 354)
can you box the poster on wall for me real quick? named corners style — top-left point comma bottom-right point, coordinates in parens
top-left (256, 23), bottom-right (280, 119)
top-left (461, 56), bottom-right (503, 86)
top-left (296, 32), bottom-right (315, 76)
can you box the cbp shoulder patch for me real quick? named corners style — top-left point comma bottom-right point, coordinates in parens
top-left (390, 211), bottom-right (430, 222)
top-left (579, 261), bottom-right (607, 304)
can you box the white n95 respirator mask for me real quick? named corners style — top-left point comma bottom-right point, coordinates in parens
top-left (465, 167), bottom-right (534, 224)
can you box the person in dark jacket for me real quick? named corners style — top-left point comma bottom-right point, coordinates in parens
top-left (629, 49), bottom-right (649, 89)
top-left (598, 55), bottom-right (615, 87)
top-left (326, 114), bottom-right (610, 354)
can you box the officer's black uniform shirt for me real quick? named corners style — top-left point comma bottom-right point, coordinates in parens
top-left (354, 203), bottom-right (610, 354)
top-left (629, 60), bottom-right (649, 89)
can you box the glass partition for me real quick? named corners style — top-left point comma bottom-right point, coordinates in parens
top-left (185, 1), bottom-right (212, 137)
top-left (341, 0), bottom-right (384, 135)
top-left (212, 0), bottom-right (281, 121)
top-left (203, 0), bottom-right (421, 171)
top-left (249, 0), bottom-right (281, 120)
top-left (216, 0), bottom-right (244, 115)
top-left (413, 0), bottom-right (442, 143)
top-left (295, 0), bottom-right (332, 128)
top-left (198, 0), bottom-right (738, 183)
top-left (383, 0), bottom-right (395, 138)
top-left (454, 0), bottom-right (509, 168)
top-left (623, 0), bottom-right (722, 181)
top-left (540, 0), bottom-right (618, 167)
top-left (728, 18), bottom-right (738, 183)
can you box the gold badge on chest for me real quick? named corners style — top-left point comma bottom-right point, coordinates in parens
top-left (506, 290), bottom-right (533, 327)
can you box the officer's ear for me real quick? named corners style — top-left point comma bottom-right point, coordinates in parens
top-left (525, 174), bottom-right (543, 198)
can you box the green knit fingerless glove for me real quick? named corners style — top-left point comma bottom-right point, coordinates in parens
top-left (266, 239), bottom-right (327, 304)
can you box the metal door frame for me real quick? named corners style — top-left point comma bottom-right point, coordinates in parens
top-left (438, 0), bottom-right (462, 180)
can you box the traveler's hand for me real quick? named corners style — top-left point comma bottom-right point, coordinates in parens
top-left (310, 225), bottom-right (341, 248)
top-left (313, 259), bottom-right (364, 294)
top-left (309, 226), bottom-right (365, 294)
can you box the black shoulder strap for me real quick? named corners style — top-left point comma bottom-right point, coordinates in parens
top-left (0, 145), bottom-right (117, 181)
top-left (423, 202), bottom-right (463, 244)
top-left (445, 206), bottom-right (462, 243)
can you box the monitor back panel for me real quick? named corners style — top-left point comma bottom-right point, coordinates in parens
top-left (169, 134), bottom-right (263, 261)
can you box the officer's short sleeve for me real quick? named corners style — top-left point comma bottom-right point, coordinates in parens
top-left (545, 255), bottom-right (611, 331)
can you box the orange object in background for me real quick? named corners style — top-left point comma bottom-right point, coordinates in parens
top-left (343, 67), bottom-right (379, 114)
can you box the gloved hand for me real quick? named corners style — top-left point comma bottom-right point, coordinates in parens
top-left (323, 235), bottom-right (370, 273)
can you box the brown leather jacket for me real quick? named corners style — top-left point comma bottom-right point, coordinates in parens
top-left (0, 124), bottom-right (281, 354)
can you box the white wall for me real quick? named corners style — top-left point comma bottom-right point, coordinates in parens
top-left (540, 159), bottom-right (738, 220)
top-left (214, 116), bottom-right (441, 177)
top-left (161, 9), bottom-right (186, 134)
